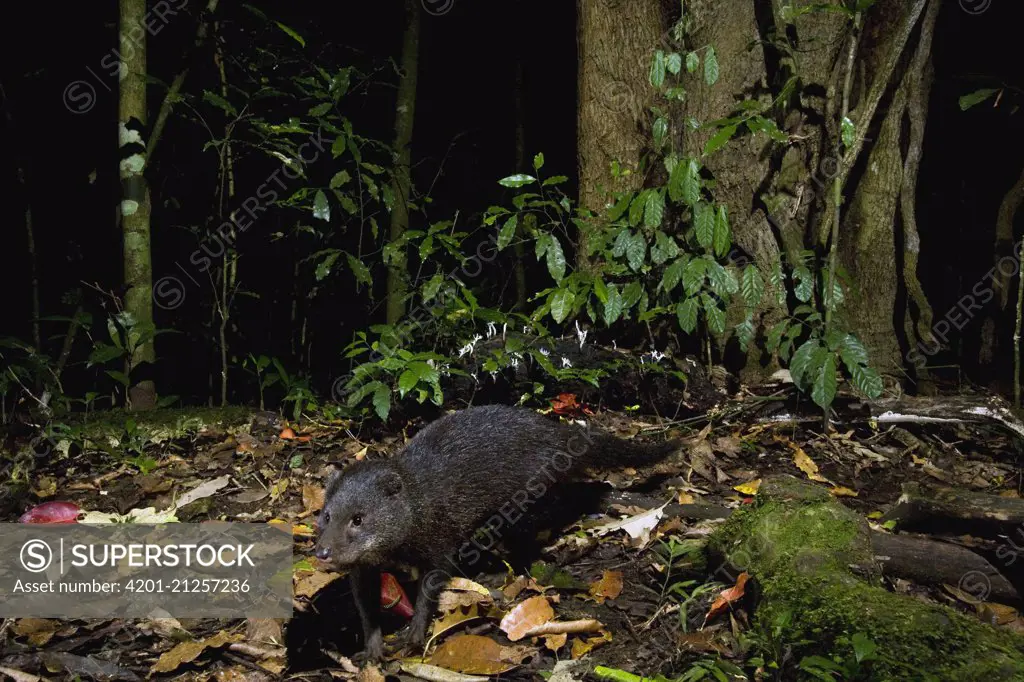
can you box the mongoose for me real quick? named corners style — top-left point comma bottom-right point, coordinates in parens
top-left (314, 403), bottom-right (678, 659)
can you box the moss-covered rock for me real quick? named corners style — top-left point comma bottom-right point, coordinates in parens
top-left (709, 476), bottom-right (1024, 681)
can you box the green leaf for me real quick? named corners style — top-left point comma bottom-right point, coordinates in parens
top-left (713, 205), bottom-right (731, 256)
top-left (422, 274), bottom-right (444, 302)
top-left (686, 51), bottom-right (700, 73)
top-left (644, 190), bottom-right (665, 229)
top-left (329, 170), bottom-right (351, 188)
top-left (695, 203), bottom-right (715, 249)
top-left (372, 384), bottom-right (391, 421)
top-left (346, 254), bottom-right (372, 287)
top-left (666, 52), bottom-right (682, 75)
top-left (653, 117), bottom-right (668, 149)
top-left (959, 88), bottom-right (999, 111)
top-left (533, 152), bottom-right (545, 170)
top-left (704, 124), bottom-right (737, 156)
top-left (550, 289), bottom-right (575, 324)
top-left (542, 175), bottom-right (568, 186)
top-left (331, 135), bottom-right (347, 159)
top-left (498, 174), bottom-right (536, 188)
top-left (682, 257), bottom-right (707, 296)
top-left (536, 233), bottom-right (551, 260)
top-left (770, 260), bottom-right (787, 306)
top-left (850, 364), bottom-right (883, 399)
top-left (650, 50), bottom-right (666, 89)
top-left (661, 257), bottom-right (687, 293)
top-left (704, 47), bottom-right (719, 86)
top-left (545, 236), bottom-right (567, 282)
top-left (593, 277), bottom-right (609, 304)
top-left (766, 320), bottom-right (789, 353)
top-left (841, 116), bottom-right (855, 148)
top-left (397, 368), bottom-right (419, 397)
top-left (308, 102), bottom-right (332, 117)
top-left (790, 339), bottom-right (821, 389)
top-left (736, 313), bottom-right (756, 351)
top-left (629, 191), bottom-right (647, 227)
top-left (315, 251), bottom-right (340, 281)
top-left (313, 190), bottom-right (330, 221)
top-left (651, 231), bottom-right (679, 266)
top-left (793, 266), bottom-right (814, 302)
top-left (682, 158), bottom-right (701, 206)
top-left (621, 281), bottom-right (643, 310)
top-left (839, 334), bottom-right (869, 369)
top-left (704, 299), bottom-right (726, 334)
top-left (106, 370), bottom-right (130, 387)
top-left (741, 265), bottom-right (763, 307)
top-left (811, 353), bottom-right (838, 409)
top-left (607, 193), bottom-right (633, 222)
top-left (676, 298), bottom-right (699, 333)
top-left (707, 262), bottom-right (738, 296)
top-left (203, 90), bottom-right (237, 116)
top-left (497, 215), bottom-right (518, 251)
top-left (626, 232), bottom-right (647, 272)
top-left (274, 21), bottom-right (305, 47)
top-left (604, 284), bottom-right (623, 324)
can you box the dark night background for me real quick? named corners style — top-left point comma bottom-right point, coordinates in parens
top-left (1, 0), bottom-right (1022, 407)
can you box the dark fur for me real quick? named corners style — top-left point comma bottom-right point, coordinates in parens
top-left (313, 404), bottom-right (677, 658)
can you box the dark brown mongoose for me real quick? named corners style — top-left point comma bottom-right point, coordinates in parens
top-left (313, 403), bottom-right (677, 659)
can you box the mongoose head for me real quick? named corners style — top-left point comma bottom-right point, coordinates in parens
top-left (314, 461), bottom-right (411, 569)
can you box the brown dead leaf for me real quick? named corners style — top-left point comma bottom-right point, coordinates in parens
top-left (151, 630), bottom-right (241, 674)
top-left (438, 590), bottom-right (490, 612)
top-left (588, 570), bottom-right (623, 604)
top-left (544, 634), bottom-right (567, 651)
top-left (356, 666), bottom-right (386, 682)
top-left (13, 618), bottom-right (62, 647)
top-left (501, 575), bottom-right (545, 600)
top-left (677, 490), bottom-right (696, 505)
top-left (269, 478), bottom-right (289, 501)
top-left (427, 634), bottom-right (533, 675)
top-left (32, 476), bottom-right (57, 499)
top-left (231, 489), bottom-right (270, 504)
top-left (302, 484), bottom-right (325, 513)
top-left (688, 440), bottom-right (717, 482)
top-left (245, 618), bottom-right (283, 646)
top-left (279, 427), bottom-right (297, 440)
top-left (430, 603), bottom-right (483, 640)
top-left (829, 485), bottom-right (859, 498)
top-left (499, 596), bottom-right (555, 641)
top-left (295, 568), bottom-right (343, 598)
top-left (521, 619), bottom-right (603, 639)
top-left (569, 629), bottom-right (612, 659)
top-left (713, 435), bottom-right (743, 458)
top-left (707, 572), bottom-right (750, 621)
top-left (977, 601), bottom-right (1020, 626)
top-left (677, 629), bottom-right (730, 654)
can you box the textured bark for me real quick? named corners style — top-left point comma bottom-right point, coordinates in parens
top-left (385, 0), bottom-right (420, 325)
top-left (576, 0), bottom-right (664, 269)
top-left (119, 0), bottom-right (157, 410)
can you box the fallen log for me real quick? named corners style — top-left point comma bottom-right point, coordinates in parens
top-left (708, 476), bottom-right (1024, 680)
top-left (604, 490), bottom-right (1021, 604)
top-left (881, 482), bottom-right (1024, 539)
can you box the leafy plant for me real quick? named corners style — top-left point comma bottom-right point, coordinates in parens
top-left (798, 632), bottom-right (880, 681)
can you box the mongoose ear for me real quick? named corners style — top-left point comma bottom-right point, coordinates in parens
top-left (380, 470), bottom-right (403, 496)
top-left (325, 467), bottom-right (343, 490)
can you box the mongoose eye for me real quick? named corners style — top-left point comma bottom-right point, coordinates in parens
top-left (351, 514), bottom-right (363, 527)
top-left (323, 511), bottom-right (331, 524)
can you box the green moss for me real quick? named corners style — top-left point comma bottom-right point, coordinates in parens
top-left (55, 406), bottom-right (256, 451)
top-left (709, 476), bottom-right (1024, 680)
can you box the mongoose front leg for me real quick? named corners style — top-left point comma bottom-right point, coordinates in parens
top-left (407, 566), bottom-right (450, 648)
top-left (350, 566), bottom-right (383, 660)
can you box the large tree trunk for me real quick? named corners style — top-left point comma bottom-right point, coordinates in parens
top-left (385, 0), bottom-right (420, 325)
top-left (576, 0), bottom-right (664, 270)
top-left (682, 0), bottom-right (938, 381)
top-left (118, 0), bottom-right (157, 410)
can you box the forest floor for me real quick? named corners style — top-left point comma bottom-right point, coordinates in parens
top-left (1, 384), bottom-right (1023, 681)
